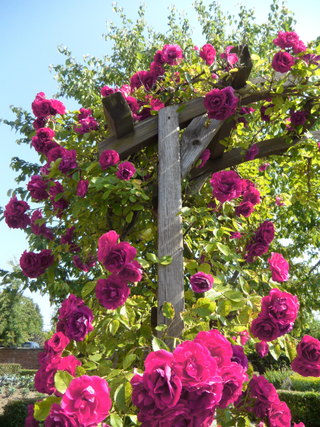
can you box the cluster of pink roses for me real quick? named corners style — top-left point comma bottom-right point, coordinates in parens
top-left (74, 108), bottom-right (99, 134)
top-left (251, 288), bottom-right (299, 342)
top-left (99, 148), bottom-right (136, 180)
top-left (20, 249), bottom-right (54, 278)
top-left (131, 329), bottom-right (247, 427)
top-left (96, 230), bottom-right (142, 309)
top-left (4, 195), bottom-right (31, 229)
top-left (190, 271), bottom-right (214, 293)
top-left (204, 86), bottom-right (239, 121)
top-left (245, 220), bottom-right (275, 263)
top-left (272, 31), bottom-right (306, 73)
top-left (236, 374), bottom-right (291, 426)
top-left (292, 335), bottom-right (320, 377)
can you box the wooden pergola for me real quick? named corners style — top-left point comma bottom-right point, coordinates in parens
top-left (98, 59), bottom-right (319, 342)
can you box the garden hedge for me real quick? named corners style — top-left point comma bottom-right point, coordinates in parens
top-left (0, 398), bottom-right (44, 427)
top-left (277, 390), bottom-right (320, 427)
top-left (0, 364), bottom-right (21, 375)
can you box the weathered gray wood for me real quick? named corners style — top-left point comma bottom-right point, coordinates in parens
top-left (102, 92), bottom-right (134, 139)
top-left (157, 106), bottom-right (184, 343)
top-left (180, 115), bottom-right (223, 179)
top-left (188, 130), bottom-right (320, 194)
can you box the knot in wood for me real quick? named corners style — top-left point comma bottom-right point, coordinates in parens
top-left (192, 139), bottom-right (201, 146)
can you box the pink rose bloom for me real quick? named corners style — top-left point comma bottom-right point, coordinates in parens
top-left (73, 254), bottom-right (96, 272)
top-left (50, 183), bottom-right (69, 218)
top-left (194, 45), bottom-right (199, 51)
top-left (275, 196), bottom-right (285, 206)
top-left (250, 316), bottom-right (280, 342)
top-left (243, 186), bottom-right (260, 205)
top-left (99, 149), bottom-right (120, 170)
top-left (116, 161), bottom-right (136, 180)
top-left (150, 61), bottom-right (165, 77)
top-left (218, 363), bottom-right (248, 409)
top-left (31, 210), bottom-right (54, 241)
top-left (76, 180), bottom-right (89, 197)
top-left (27, 175), bottom-right (49, 201)
top-left (32, 97), bottom-right (52, 118)
top-left (245, 143), bottom-right (259, 161)
top-left (272, 51), bottom-right (295, 73)
top-left (126, 96), bottom-right (139, 114)
top-left (61, 226), bottom-right (80, 253)
top-left (199, 44), bottom-right (216, 66)
top-left (4, 195), bottom-right (30, 229)
top-left (130, 72), bottom-right (144, 91)
top-left (292, 356), bottom-right (320, 377)
top-left (240, 330), bottom-right (250, 345)
top-left (96, 275), bottom-right (130, 310)
top-left (138, 70), bottom-right (157, 91)
top-left (194, 329), bottom-right (233, 370)
top-left (249, 375), bottom-right (280, 419)
top-left (260, 103), bottom-right (274, 122)
top-left (50, 99), bottom-right (66, 116)
top-left (230, 231), bottom-right (241, 239)
top-left (268, 252), bottom-right (289, 282)
top-left (190, 272), bottom-right (214, 293)
top-left (235, 201), bottom-right (254, 218)
top-left (66, 305), bottom-right (94, 342)
top-left (273, 31), bottom-right (300, 49)
top-left (77, 108), bottom-right (92, 120)
top-left (161, 44), bottom-right (183, 65)
top-left (293, 40), bottom-right (307, 55)
top-left (290, 110), bottom-right (307, 126)
top-left (173, 340), bottom-right (220, 389)
top-left (255, 342), bottom-right (269, 358)
top-left (294, 424), bottom-right (305, 427)
top-left (268, 401), bottom-right (291, 427)
top-left (20, 249), bottom-right (54, 278)
top-left (204, 86), bottom-right (238, 120)
top-left (59, 150), bottom-right (77, 175)
top-left (220, 46), bottom-right (238, 66)
top-left (261, 288), bottom-right (299, 326)
top-left (25, 404), bottom-right (39, 427)
top-left (297, 335), bottom-right (320, 364)
top-left (245, 242), bottom-right (269, 263)
top-left (150, 97), bottom-right (165, 111)
top-left (198, 149), bottom-right (211, 168)
top-left (259, 163), bottom-right (269, 171)
top-left (61, 375), bottom-right (112, 427)
top-left (31, 127), bottom-right (57, 155)
top-left (101, 86), bottom-right (115, 97)
top-left (47, 332), bottom-right (70, 355)
top-left (45, 403), bottom-right (77, 427)
top-left (254, 221), bottom-right (275, 245)
top-left (33, 117), bottom-right (47, 130)
top-left (97, 230), bottom-right (136, 273)
top-left (59, 294), bottom-right (84, 320)
top-left (118, 260), bottom-right (143, 282)
top-left (119, 84), bottom-right (131, 97)
top-left (47, 146), bottom-right (66, 164)
top-left (210, 170), bottom-right (242, 203)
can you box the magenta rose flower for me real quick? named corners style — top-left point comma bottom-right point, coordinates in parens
top-left (292, 356), bottom-right (320, 377)
top-left (27, 175), bottom-right (49, 201)
top-left (31, 128), bottom-right (57, 155)
top-left (98, 230), bottom-right (136, 273)
top-left (73, 254), bottom-right (96, 272)
top-left (31, 210), bottom-right (53, 240)
top-left (199, 44), bottom-right (216, 66)
top-left (32, 96), bottom-right (52, 118)
top-left (250, 316), bottom-right (279, 342)
top-left (66, 305), bottom-right (94, 341)
top-left (268, 252), bottom-right (289, 282)
top-left (204, 87), bottom-right (238, 120)
top-left (47, 332), bottom-right (70, 355)
top-left (59, 294), bottom-right (84, 320)
top-left (254, 221), bottom-right (275, 245)
top-left (61, 227), bottom-right (80, 253)
top-left (49, 182), bottom-right (69, 217)
top-left (116, 161), bottom-right (136, 180)
top-left (190, 272), bottom-right (214, 293)
top-left (47, 146), bottom-right (66, 164)
top-left (61, 375), bottom-right (111, 426)
top-left (230, 231), bottom-right (241, 239)
top-left (182, 383), bottom-right (222, 418)
top-left (20, 249), bottom-right (54, 278)
top-left (161, 44), bottom-right (183, 65)
top-left (96, 275), bottom-right (130, 309)
top-left (152, 401), bottom-right (192, 427)
top-left (59, 150), bottom-right (77, 175)
top-left (255, 341), bottom-right (269, 358)
top-left (173, 340), bottom-right (220, 390)
top-left (33, 117), bottom-right (47, 130)
top-left (245, 242), bottom-right (269, 263)
top-left (194, 329), bottom-right (233, 370)
top-left (45, 403), bottom-right (77, 427)
top-left (126, 96), bottom-right (140, 114)
top-left (76, 180), bottom-right (89, 198)
top-left (259, 163), bottom-right (269, 171)
top-left (248, 375), bottom-right (280, 419)
top-left (231, 345), bottom-right (249, 371)
top-left (143, 350), bottom-right (182, 409)
top-left (99, 149), bottom-right (120, 170)
top-left (4, 195), bottom-right (30, 229)
top-left (245, 144), bottom-right (259, 161)
top-left (273, 31), bottom-right (300, 49)
top-left (290, 110), bottom-right (307, 126)
top-left (150, 61), bottom-right (165, 78)
top-left (139, 70), bottom-right (157, 91)
top-left (218, 363), bottom-right (247, 409)
top-left (118, 260), bottom-right (143, 282)
top-left (261, 288), bottom-right (299, 326)
top-left (210, 170), bottom-right (242, 203)
top-left (77, 108), bottom-right (92, 120)
top-left (220, 46), bottom-right (238, 66)
top-left (25, 404), bottom-right (39, 427)
top-left (130, 72), bottom-right (144, 91)
top-left (197, 149), bottom-right (211, 168)
top-left (272, 51), bottom-right (295, 73)
top-left (260, 103), bottom-right (274, 122)
top-left (243, 186), bottom-right (260, 205)
top-left (101, 86), bottom-right (115, 97)
top-left (268, 401), bottom-right (291, 427)
top-left (131, 373), bottom-right (158, 415)
top-left (293, 40), bottom-right (307, 55)
top-left (297, 335), bottom-right (320, 364)
top-left (235, 201), bottom-right (254, 218)
top-left (150, 97), bottom-right (165, 111)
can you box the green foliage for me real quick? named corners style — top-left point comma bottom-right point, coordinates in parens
top-left (0, 398), bottom-right (44, 427)
top-left (263, 367), bottom-right (293, 389)
top-left (0, 364), bottom-right (21, 375)
top-left (20, 369), bottom-right (37, 376)
top-left (290, 373), bottom-right (320, 393)
top-left (277, 390), bottom-right (320, 427)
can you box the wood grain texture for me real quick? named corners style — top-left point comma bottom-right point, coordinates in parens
top-left (102, 92), bottom-right (134, 139)
top-left (180, 115), bottom-right (223, 179)
top-left (157, 106), bottom-right (184, 342)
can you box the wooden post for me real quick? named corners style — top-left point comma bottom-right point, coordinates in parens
top-left (157, 106), bottom-right (184, 344)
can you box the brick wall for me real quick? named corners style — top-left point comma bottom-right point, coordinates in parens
top-left (0, 348), bottom-right (43, 369)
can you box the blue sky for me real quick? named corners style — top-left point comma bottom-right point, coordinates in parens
top-left (0, 0), bottom-right (319, 330)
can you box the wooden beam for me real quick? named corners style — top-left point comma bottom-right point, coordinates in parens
top-left (157, 106), bottom-right (184, 344)
top-left (102, 92), bottom-right (134, 139)
top-left (180, 115), bottom-right (223, 179)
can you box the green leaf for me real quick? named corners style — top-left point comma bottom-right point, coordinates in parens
top-left (72, 170), bottom-right (80, 181)
top-left (155, 324), bottom-right (167, 332)
top-left (176, 104), bottom-right (186, 113)
top-left (82, 361), bottom-right (97, 370)
top-left (224, 290), bottom-right (244, 302)
top-left (217, 300), bottom-right (232, 317)
top-left (54, 370), bottom-right (74, 395)
top-left (110, 413), bottom-right (123, 427)
top-left (140, 324), bottom-right (152, 339)
top-left (269, 342), bottom-right (281, 360)
top-left (160, 255), bottom-right (173, 265)
top-left (284, 338), bottom-right (297, 362)
top-left (186, 260), bottom-right (198, 270)
top-left (198, 263), bottom-right (211, 274)
top-left (162, 302), bottom-right (175, 319)
top-left (88, 353), bottom-right (102, 362)
top-left (251, 54), bottom-right (260, 60)
top-left (217, 243), bottom-right (230, 256)
top-left (109, 319), bottom-right (120, 336)
top-left (123, 353), bottom-right (137, 370)
top-left (137, 258), bottom-right (149, 268)
top-left (81, 281), bottom-right (96, 297)
top-left (115, 382), bottom-right (127, 413)
top-left (152, 337), bottom-right (169, 351)
top-left (146, 253), bottom-right (159, 263)
top-left (132, 204), bottom-right (144, 210)
top-left (126, 211), bottom-right (133, 223)
top-left (34, 396), bottom-right (61, 421)
top-left (139, 227), bottom-right (154, 242)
